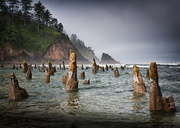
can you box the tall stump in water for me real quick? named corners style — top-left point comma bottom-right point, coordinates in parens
top-left (44, 68), bottom-right (50, 83)
top-left (149, 62), bottom-right (176, 112)
top-left (146, 68), bottom-right (150, 79)
top-left (63, 61), bottom-right (65, 70)
top-left (133, 65), bottom-right (146, 94)
top-left (9, 73), bottom-right (29, 100)
top-left (92, 58), bottom-right (98, 74)
top-left (114, 67), bottom-right (119, 77)
top-left (22, 61), bottom-right (28, 73)
top-left (41, 62), bottom-right (45, 72)
top-left (26, 67), bottom-right (32, 79)
top-left (65, 50), bottom-right (78, 91)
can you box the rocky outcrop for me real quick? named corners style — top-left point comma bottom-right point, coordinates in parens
top-left (65, 50), bottom-right (78, 91)
top-left (9, 73), bottom-right (29, 100)
top-left (149, 62), bottom-right (176, 112)
top-left (133, 65), bottom-right (146, 94)
top-left (44, 68), bottom-right (50, 83)
top-left (99, 53), bottom-right (120, 64)
top-left (79, 71), bottom-right (85, 79)
top-left (114, 67), bottom-right (119, 77)
top-left (83, 79), bottom-right (90, 84)
top-left (92, 58), bottom-right (98, 74)
top-left (26, 67), bottom-right (32, 80)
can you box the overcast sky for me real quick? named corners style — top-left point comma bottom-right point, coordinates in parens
top-left (34, 0), bottom-right (180, 63)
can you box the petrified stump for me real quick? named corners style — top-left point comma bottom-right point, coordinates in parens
top-left (92, 58), bottom-right (98, 74)
top-left (44, 68), bottom-right (50, 83)
top-left (63, 61), bottom-right (65, 70)
top-left (35, 64), bottom-right (37, 69)
top-left (109, 65), bottom-right (112, 69)
top-left (26, 67), bottom-right (32, 80)
top-left (41, 62), bottom-right (45, 72)
top-left (100, 67), bottom-right (104, 72)
top-left (20, 63), bottom-right (22, 69)
top-left (22, 61), bottom-right (28, 73)
top-left (60, 64), bottom-right (61, 70)
top-left (83, 79), bottom-right (90, 84)
top-left (65, 50), bottom-right (78, 90)
top-left (105, 64), bottom-right (108, 70)
top-left (62, 73), bottom-right (67, 84)
top-left (111, 68), bottom-right (114, 71)
top-left (114, 67), bottom-right (119, 77)
top-left (53, 66), bottom-right (56, 72)
top-left (9, 73), bottom-right (29, 100)
top-left (81, 65), bottom-right (84, 70)
top-left (12, 65), bottom-right (15, 69)
top-left (86, 66), bottom-right (90, 69)
top-left (121, 66), bottom-right (124, 70)
top-left (133, 65), bottom-right (146, 93)
top-left (146, 68), bottom-right (150, 79)
top-left (79, 71), bottom-right (85, 79)
top-left (149, 62), bottom-right (176, 112)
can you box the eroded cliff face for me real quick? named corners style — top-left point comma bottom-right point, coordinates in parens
top-left (0, 46), bottom-right (31, 62)
top-left (0, 40), bottom-right (90, 64)
top-left (43, 41), bottom-right (90, 62)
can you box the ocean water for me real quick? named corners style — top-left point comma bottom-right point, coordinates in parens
top-left (0, 63), bottom-right (180, 128)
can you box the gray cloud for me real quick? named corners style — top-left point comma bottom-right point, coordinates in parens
top-left (34, 0), bottom-right (180, 63)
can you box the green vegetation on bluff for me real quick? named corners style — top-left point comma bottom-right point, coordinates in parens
top-left (0, 0), bottom-right (65, 54)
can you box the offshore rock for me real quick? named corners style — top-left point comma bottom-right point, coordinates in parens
top-left (44, 68), bottom-right (50, 83)
top-left (114, 67), bottom-right (119, 77)
top-left (99, 53), bottom-right (120, 64)
top-left (65, 50), bottom-right (78, 90)
top-left (26, 67), bottom-right (32, 80)
top-left (133, 65), bottom-right (146, 93)
top-left (146, 68), bottom-right (150, 79)
top-left (149, 62), bottom-right (176, 112)
top-left (62, 73), bottom-right (67, 84)
top-left (105, 64), bottom-right (108, 70)
top-left (92, 58), bottom-right (98, 74)
top-left (9, 73), bottom-right (29, 100)
top-left (22, 61), bottom-right (28, 73)
top-left (83, 79), bottom-right (90, 84)
top-left (79, 71), bottom-right (85, 79)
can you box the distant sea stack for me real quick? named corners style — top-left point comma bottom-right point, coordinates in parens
top-left (99, 53), bottom-right (120, 64)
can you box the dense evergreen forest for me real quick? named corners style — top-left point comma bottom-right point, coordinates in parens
top-left (0, 0), bottom-right (65, 53)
